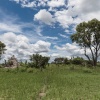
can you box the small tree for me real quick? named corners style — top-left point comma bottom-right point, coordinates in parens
top-left (71, 19), bottom-right (100, 67)
top-left (30, 54), bottom-right (50, 71)
top-left (71, 57), bottom-right (84, 65)
top-left (54, 57), bottom-right (64, 66)
top-left (0, 41), bottom-right (6, 60)
top-left (64, 58), bottom-right (70, 64)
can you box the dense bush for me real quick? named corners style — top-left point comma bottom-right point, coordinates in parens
top-left (54, 57), bottom-right (70, 65)
top-left (71, 57), bottom-right (84, 65)
top-left (30, 54), bottom-right (50, 71)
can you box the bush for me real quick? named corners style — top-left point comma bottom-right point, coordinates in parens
top-left (27, 68), bottom-right (33, 73)
top-left (71, 57), bottom-right (84, 65)
top-left (27, 62), bottom-right (35, 68)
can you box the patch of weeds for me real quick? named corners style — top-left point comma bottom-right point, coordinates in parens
top-left (69, 65), bottom-right (75, 70)
top-left (18, 67), bottom-right (27, 72)
top-left (83, 67), bottom-right (92, 73)
top-left (27, 68), bottom-right (34, 73)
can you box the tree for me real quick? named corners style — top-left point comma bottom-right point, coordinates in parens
top-left (0, 41), bottom-right (6, 60)
top-left (71, 57), bottom-right (84, 65)
top-left (54, 57), bottom-right (64, 66)
top-left (54, 57), bottom-right (70, 65)
top-left (71, 19), bottom-right (100, 67)
top-left (30, 54), bottom-right (50, 71)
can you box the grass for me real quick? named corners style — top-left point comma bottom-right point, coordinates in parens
top-left (0, 64), bottom-right (100, 100)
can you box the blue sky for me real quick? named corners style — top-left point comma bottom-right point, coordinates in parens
top-left (0, 0), bottom-right (100, 61)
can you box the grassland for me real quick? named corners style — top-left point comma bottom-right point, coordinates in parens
top-left (0, 64), bottom-right (100, 100)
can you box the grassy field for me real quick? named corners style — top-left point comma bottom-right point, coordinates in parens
top-left (0, 64), bottom-right (100, 100)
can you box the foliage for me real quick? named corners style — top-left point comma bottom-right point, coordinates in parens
top-left (0, 65), bottom-right (100, 99)
top-left (18, 67), bottom-right (27, 72)
top-left (83, 67), bottom-right (92, 73)
top-left (71, 19), bottom-right (100, 66)
top-left (54, 57), bottom-right (70, 65)
top-left (0, 41), bottom-right (6, 60)
top-left (54, 57), bottom-right (64, 64)
top-left (71, 57), bottom-right (84, 65)
top-left (27, 68), bottom-right (34, 73)
top-left (64, 58), bottom-right (70, 64)
top-left (30, 54), bottom-right (50, 71)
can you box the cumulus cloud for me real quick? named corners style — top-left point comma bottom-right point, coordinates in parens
top-left (10, 0), bottom-right (67, 8)
top-left (10, 0), bottom-right (100, 31)
top-left (67, 0), bottom-right (100, 21)
top-left (55, 43), bottom-right (85, 57)
top-left (34, 9), bottom-right (54, 25)
top-left (0, 32), bottom-right (51, 61)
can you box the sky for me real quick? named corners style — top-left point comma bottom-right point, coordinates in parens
top-left (0, 0), bottom-right (100, 62)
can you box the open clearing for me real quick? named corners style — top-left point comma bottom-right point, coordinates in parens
top-left (0, 65), bottom-right (100, 100)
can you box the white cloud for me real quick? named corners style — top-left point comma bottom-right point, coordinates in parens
top-left (55, 43), bottom-right (85, 57)
top-left (10, 0), bottom-right (67, 8)
top-left (54, 10), bottom-right (73, 28)
top-left (59, 33), bottom-right (69, 38)
top-left (67, 0), bottom-right (100, 21)
top-left (10, 0), bottom-right (100, 31)
top-left (47, 0), bottom-right (65, 8)
top-left (34, 9), bottom-right (54, 25)
top-left (0, 32), bottom-right (51, 61)
top-left (21, 1), bottom-right (36, 8)
top-left (45, 36), bottom-right (58, 40)
top-left (0, 22), bottom-right (23, 33)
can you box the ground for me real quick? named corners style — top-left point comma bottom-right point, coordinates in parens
top-left (0, 64), bottom-right (100, 100)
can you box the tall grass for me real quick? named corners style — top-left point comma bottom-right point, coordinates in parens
top-left (0, 64), bottom-right (100, 100)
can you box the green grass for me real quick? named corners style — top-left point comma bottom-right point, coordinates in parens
top-left (0, 64), bottom-right (100, 100)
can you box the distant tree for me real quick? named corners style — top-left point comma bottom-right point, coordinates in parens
top-left (0, 41), bottom-right (6, 60)
top-left (30, 54), bottom-right (50, 71)
top-left (71, 19), bottom-right (100, 67)
top-left (54, 57), bottom-right (64, 66)
top-left (64, 58), bottom-right (70, 64)
top-left (54, 57), bottom-right (70, 65)
top-left (71, 57), bottom-right (84, 65)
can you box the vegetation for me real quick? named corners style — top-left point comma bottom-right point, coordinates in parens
top-left (71, 19), bottom-right (100, 67)
top-left (71, 57), bottom-right (84, 65)
top-left (0, 19), bottom-right (100, 99)
top-left (0, 65), bottom-right (100, 100)
top-left (30, 54), bottom-right (50, 71)
top-left (0, 41), bottom-right (6, 60)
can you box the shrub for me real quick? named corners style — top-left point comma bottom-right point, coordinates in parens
top-left (30, 54), bottom-right (50, 70)
top-left (71, 57), bottom-right (84, 65)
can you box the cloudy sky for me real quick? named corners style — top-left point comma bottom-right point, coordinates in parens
top-left (0, 0), bottom-right (100, 62)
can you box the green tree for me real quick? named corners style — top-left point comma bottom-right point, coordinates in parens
top-left (71, 19), bottom-right (100, 67)
top-left (30, 54), bottom-right (50, 71)
top-left (71, 57), bottom-right (84, 65)
top-left (0, 41), bottom-right (6, 60)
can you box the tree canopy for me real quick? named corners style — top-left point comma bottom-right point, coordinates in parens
top-left (71, 19), bottom-right (100, 66)
top-left (30, 54), bottom-right (50, 71)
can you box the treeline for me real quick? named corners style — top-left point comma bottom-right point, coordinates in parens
top-left (52, 57), bottom-right (95, 67)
